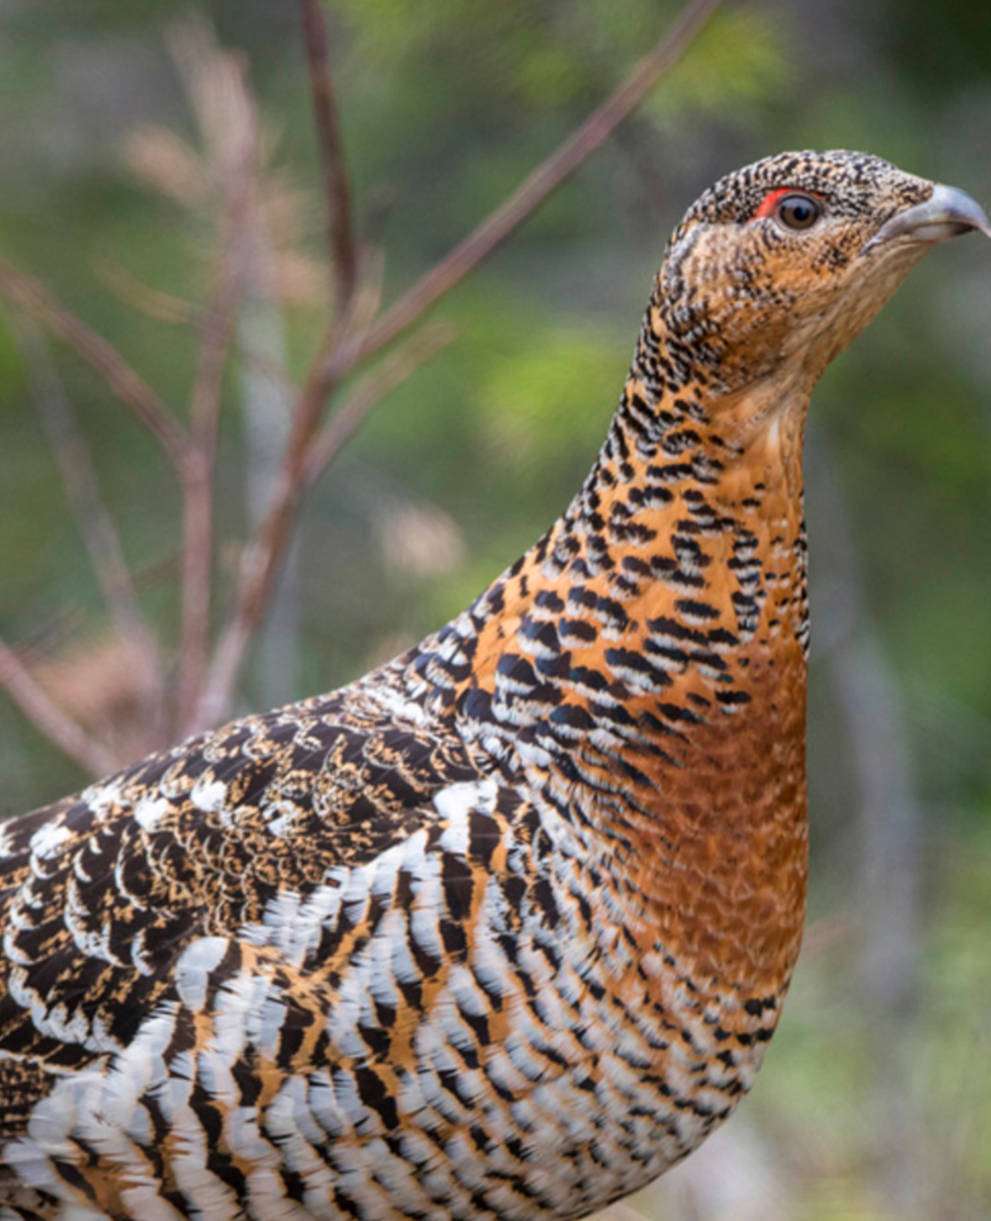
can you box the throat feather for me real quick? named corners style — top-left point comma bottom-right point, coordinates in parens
top-left (398, 312), bottom-right (812, 1009)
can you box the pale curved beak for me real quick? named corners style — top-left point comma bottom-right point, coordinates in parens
top-left (865, 183), bottom-right (991, 252)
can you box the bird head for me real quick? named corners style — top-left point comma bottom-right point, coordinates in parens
top-left (656, 150), bottom-right (990, 406)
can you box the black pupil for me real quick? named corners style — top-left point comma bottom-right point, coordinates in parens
top-left (779, 195), bottom-right (818, 228)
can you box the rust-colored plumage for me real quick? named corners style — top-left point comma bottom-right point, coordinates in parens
top-left (0, 151), bottom-right (986, 1220)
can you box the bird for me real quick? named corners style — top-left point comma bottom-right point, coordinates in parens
top-left (0, 150), bottom-right (987, 1221)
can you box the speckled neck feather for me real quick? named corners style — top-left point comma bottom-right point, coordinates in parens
top-left (404, 279), bottom-right (811, 1010)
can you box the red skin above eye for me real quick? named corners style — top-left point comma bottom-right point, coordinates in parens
top-left (753, 187), bottom-right (823, 220)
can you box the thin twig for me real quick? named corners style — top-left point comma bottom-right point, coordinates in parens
top-left (0, 256), bottom-right (193, 473)
top-left (189, 283), bottom-right (242, 463)
top-left (321, 0), bottom-right (724, 382)
top-left (100, 259), bottom-right (304, 395)
top-left (194, 0), bottom-right (721, 730)
top-left (0, 637), bottom-right (117, 777)
top-left (237, 195), bottom-right (300, 708)
top-left (193, 245), bottom-right (392, 729)
top-left (305, 322), bottom-right (456, 484)
top-left (13, 319), bottom-right (154, 648)
top-left (176, 160), bottom-right (253, 730)
top-left (11, 318), bottom-right (163, 726)
top-left (299, 0), bottom-right (358, 314)
top-left (340, 246), bottom-right (385, 349)
top-left (191, 353), bottom-right (337, 731)
top-left (97, 258), bottom-right (196, 324)
top-left (188, 91), bottom-right (255, 464)
top-left (176, 451), bottom-right (214, 733)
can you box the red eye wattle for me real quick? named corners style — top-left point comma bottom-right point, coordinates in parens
top-left (754, 188), bottom-right (796, 220)
top-left (754, 188), bottom-right (823, 229)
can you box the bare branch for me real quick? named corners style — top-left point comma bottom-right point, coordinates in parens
top-left (340, 247), bottom-right (385, 349)
top-left (13, 320), bottom-right (154, 647)
top-left (322, 0), bottom-right (724, 382)
top-left (238, 207), bottom-right (300, 708)
top-left (193, 0), bottom-right (721, 730)
top-left (99, 258), bottom-right (307, 398)
top-left (11, 319), bottom-right (164, 729)
top-left (0, 637), bottom-right (117, 777)
top-left (299, 0), bottom-right (358, 314)
top-left (0, 257), bottom-right (193, 473)
top-left (191, 355), bottom-right (335, 731)
top-left (305, 322), bottom-right (456, 484)
top-left (193, 246), bottom-right (388, 730)
top-left (176, 179), bottom-right (253, 729)
top-left (164, 23), bottom-right (292, 731)
top-left (97, 258), bottom-right (196, 324)
top-left (188, 267), bottom-right (244, 463)
top-left (100, 259), bottom-right (301, 394)
top-left (175, 452), bottom-right (214, 731)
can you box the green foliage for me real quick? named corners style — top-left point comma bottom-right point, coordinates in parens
top-left (645, 8), bottom-right (794, 122)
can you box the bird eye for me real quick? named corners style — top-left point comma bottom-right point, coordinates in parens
top-left (774, 193), bottom-right (821, 230)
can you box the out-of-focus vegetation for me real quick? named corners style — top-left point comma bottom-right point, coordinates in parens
top-left (1, 2), bottom-right (989, 1217)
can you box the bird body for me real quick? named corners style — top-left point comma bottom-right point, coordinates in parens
top-left (0, 151), bottom-right (986, 1220)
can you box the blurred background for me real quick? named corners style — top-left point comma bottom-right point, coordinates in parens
top-left (0, 2), bottom-right (989, 1217)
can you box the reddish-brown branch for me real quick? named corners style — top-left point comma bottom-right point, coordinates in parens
top-left (305, 323), bottom-right (456, 485)
top-left (13, 318), bottom-right (163, 726)
top-left (194, 0), bottom-right (722, 731)
top-left (190, 258), bottom-right (244, 463)
top-left (14, 321), bottom-right (154, 647)
top-left (192, 351), bottom-right (335, 731)
top-left (193, 258), bottom-right (426, 731)
top-left (299, 0), bottom-right (358, 314)
top-left (98, 259), bottom-right (196, 324)
top-left (0, 637), bottom-right (117, 777)
top-left (321, 0), bottom-right (724, 383)
top-left (176, 190), bottom-right (252, 731)
top-left (176, 451), bottom-right (214, 731)
top-left (0, 257), bottom-right (193, 473)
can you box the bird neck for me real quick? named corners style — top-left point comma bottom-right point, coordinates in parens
top-left (400, 308), bottom-right (812, 996)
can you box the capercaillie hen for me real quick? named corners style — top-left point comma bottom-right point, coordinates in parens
top-left (0, 150), bottom-right (988, 1221)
